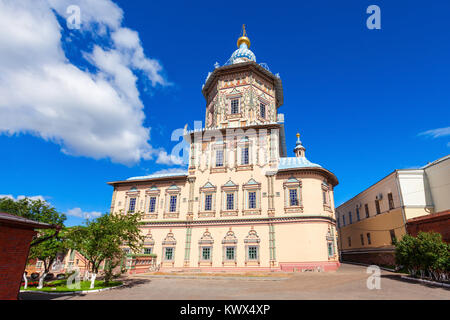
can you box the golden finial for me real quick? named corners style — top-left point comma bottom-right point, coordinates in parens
top-left (237, 24), bottom-right (251, 48)
top-left (296, 133), bottom-right (300, 139)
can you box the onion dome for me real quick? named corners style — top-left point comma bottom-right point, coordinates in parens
top-left (229, 24), bottom-right (256, 64)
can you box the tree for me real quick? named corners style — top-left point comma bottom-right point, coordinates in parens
top-left (395, 231), bottom-right (450, 282)
top-left (67, 211), bottom-right (144, 288)
top-left (0, 197), bottom-right (67, 288)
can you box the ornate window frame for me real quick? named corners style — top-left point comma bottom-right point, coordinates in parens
top-left (242, 179), bottom-right (261, 216)
top-left (144, 186), bottom-right (160, 219)
top-left (199, 182), bottom-right (217, 218)
top-left (322, 180), bottom-right (333, 212)
top-left (220, 180), bottom-right (239, 217)
top-left (222, 229), bottom-right (238, 266)
top-left (237, 137), bottom-right (253, 171)
top-left (198, 229), bottom-right (214, 267)
top-left (226, 93), bottom-right (243, 120)
top-left (283, 177), bottom-right (303, 214)
top-left (244, 228), bottom-right (261, 266)
top-left (125, 186), bottom-right (140, 214)
top-left (164, 184), bottom-right (181, 219)
top-left (161, 231), bottom-right (176, 267)
top-left (143, 230), bottom-right (155, 254)
top-left (210, 141), bottom-right (227, 173)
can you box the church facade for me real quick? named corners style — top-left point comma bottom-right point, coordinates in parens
top-left (108, 27), bottom-right (340, 272)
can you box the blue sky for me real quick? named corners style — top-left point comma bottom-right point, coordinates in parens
top-left (0, 0), bottom-right (449, 226)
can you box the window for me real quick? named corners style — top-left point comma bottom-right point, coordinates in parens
top-left (349, 211), bottom-right (353, 224)
top-left (216, 149), bottom-right (224, 167)
top-left (342, 215), bottom-right (346, 226)
top-left (164, 247), bottom-right (174, 260)
top-left (225, 247), bottom-right (235, 260)
top-left (144, 247), bottom-right (153, 254)
top-left (201, 247), bottom-right (211, 260)
top-left (241, 146), bottom-right (249, 165)
top-left (128, 198), bottom-right (136, 213)
top-left (289, 189), bottom-right (299, 206)
top-left (149, 197), bottom-right (156, 213)
top-left (348, 237), bottom-right (352, 247)
top-left (356, 207), bottom-right (360, 221)
top-left (205, 194), bottom-right (213, 211)
top-left (327, 242), bottom-right (334, 257)
top-left (337, 217), bottom-right (341, 228)
top-left (323, 190), bottom-right (328, 204)
top-left (375, 200), bottom-right (381, 215)
top-left (390, 230), bottom-right (396, 244)
top-left (231, 99), bottom-right (239, 114)
top-left (248, 191), bottom-right (257, 209)
top-left (248, 246), bottom-right (258, 260)
top-left (388, 193), bottom-right (394, 210)
top-left (365, 203), bottom-right (369, 218)
top-left (226, 193), bottom-right (234, 210)
top-left (169, 195), bottom-right (177, 212)
top-left (260, 103), bottom-right (266, 118)
top-left (367, 233), bottom-right (372, 245)
top-left (360, 234), bottom-right (364, 246)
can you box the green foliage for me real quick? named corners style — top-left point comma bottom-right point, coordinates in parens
top-left (0, 197), bottom-right (67, 273)
top-left (395, 231), bottom-right (450, 281)
top-left (67, 211), bottom-right (145, 275)
top-left (21, 279), bottom-right (122, 292)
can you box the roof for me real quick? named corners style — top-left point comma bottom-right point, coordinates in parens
top-left (0, 212), bottom-right (55, 229)
top-left (421, 154), bottom-right (450, 169)
top-left (278, 157), bottom-right (322, 170)
top-left (108, 171), bottom-right (188, 185)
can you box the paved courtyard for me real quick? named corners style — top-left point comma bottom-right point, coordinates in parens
top-left (20, 263), bottom-right (450, 300)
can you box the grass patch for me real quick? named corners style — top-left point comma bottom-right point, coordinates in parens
top-left (21, 279), bottom-right (122, 292)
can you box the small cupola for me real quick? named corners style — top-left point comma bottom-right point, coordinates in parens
top-left (294, 133), bottom-right (306, 157)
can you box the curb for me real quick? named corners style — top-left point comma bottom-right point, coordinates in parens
top-left (20, 284), bottom-right (125, 295)
top-left (341, 261), bottom-right (397, 272)
top-left (400, 276), bottom-right (450, 289)
top-left (137, 275), bottom-right (288, 281)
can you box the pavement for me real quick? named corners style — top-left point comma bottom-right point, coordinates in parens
top-left (19, 263), bottom-right (450, 300)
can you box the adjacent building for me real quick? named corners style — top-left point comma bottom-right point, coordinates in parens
top-left (107, 27), bottom-right (340, 272)
top-left (336, 155), bottom-right (450, 265)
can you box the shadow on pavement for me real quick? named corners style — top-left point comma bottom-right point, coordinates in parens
top-left (381, 274), bottom-right (450, 290)
top-left (19, 278), bottom-right (152, 300)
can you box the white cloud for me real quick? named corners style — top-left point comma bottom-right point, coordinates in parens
top-left (67, 207), bottom-right (102, 219)
top-left (0, 195), bottom-right (46, 202)
top-left (419, 127), bottom-right (450, 138)
top-left (151, 167), bottom-right (187, 175)
top-left (156, 150), bottom-right (184, 166)
top-left (0, 0), bottom-right (169, 165)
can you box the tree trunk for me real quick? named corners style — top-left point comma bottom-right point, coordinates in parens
top-left (37, 272), bottom-right (47, 289)
top-left (90, 273), bottom-right (97, 289)
top-left (23, 273), bottom-right (28, 289)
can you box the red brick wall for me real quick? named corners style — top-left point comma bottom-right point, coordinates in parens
top-left (341, 251), bottom-right (396, 266)
top-left (406, 211), bottom-right (450, 243)
top-left (0, 225), bottom-right (36, 300)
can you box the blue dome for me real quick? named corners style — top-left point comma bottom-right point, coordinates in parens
top-left (230, 43), bottom-right (256, 64)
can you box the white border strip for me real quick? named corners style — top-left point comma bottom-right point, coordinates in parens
top-left (401, 276), bottom-right (450, 288)
top-left (20, 284), bottom-right (124, 295)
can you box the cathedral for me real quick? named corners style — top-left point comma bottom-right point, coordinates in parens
top-left (108, 26), bottom-right (340, 272)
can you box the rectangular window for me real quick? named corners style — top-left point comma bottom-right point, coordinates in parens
top-left (342, 215), bottom-right (346, 226)
top-left (328, 242), bottom-right (334, 257)
top-left (231, 99), bottom-right (239, 114)
top-left (248, 246), bottom-right (258, 260)
top-left (205, 194), bottom-right (212, 211)
top-left (144, 247), bottom-right (153, 254)
top-left (289, 189), bottom-right (299, 206)
top-left (360, 234), bottom-right (364, 246)
top-left (226, 193), bottom-right (234, 210)
top-left (390, 230), bottom-right (396, 244)
top-left (128, 198), bottom-right (136, 213)
top-left (248, 191), bottom-right (257, 209)
top-left (388, 193), bottom-right (394, 210)
top-left (225, 247), bottom-right (235, 260)
top-left (169, 195), bottom-right (177, 212)
top-left (260, 103), bottom-right (266, 118)
top-left (367, 233), bottom-right (372, 245)
top-left (323, 190), bottom-right (328, 204)
top-left (356, 207), bottom-right (360, 221)
top-left (149, 197), bottom-right (156, 213)
top-left (375, 200), bottom-right (381, 215)
top-left (349, 211), bottom-right (353, 224)
top-left (348, 237), bottom-right (352, 247)
top-left (365, 203), bottom-right (369, 218)
top-left (216, 149), bottom-right (224, 167)
top-left (241, 146), bottom-right (249, 165)
top-left (164, 247), bottom-right (174, 260)
top-left (201, 247), bottom-right (211, 260)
